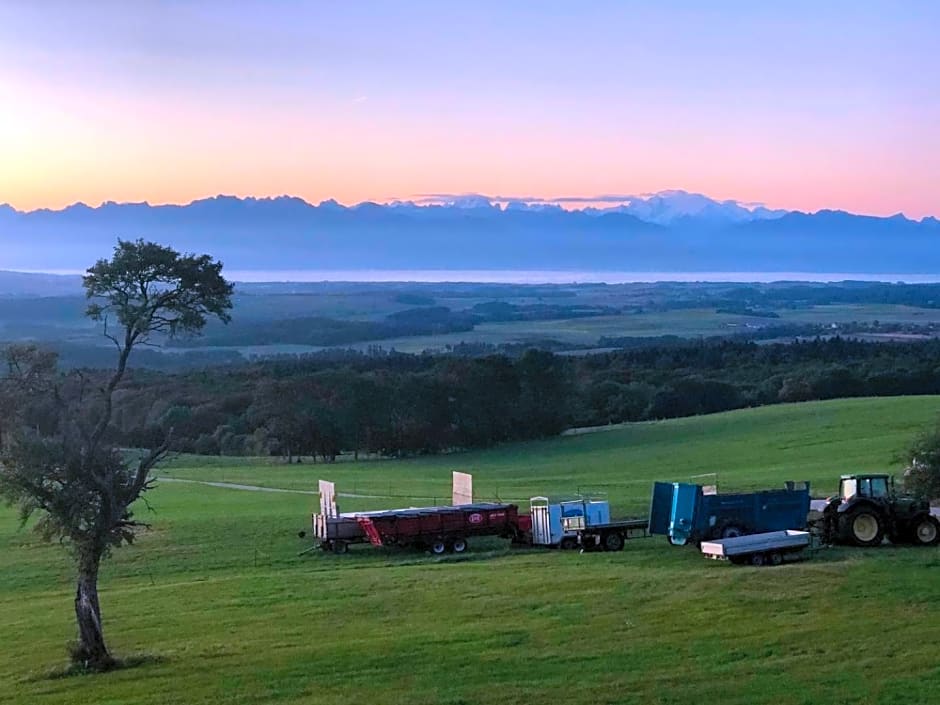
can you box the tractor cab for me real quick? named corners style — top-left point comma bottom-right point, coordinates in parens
top-left (839, 474), bottom-right (892, 503)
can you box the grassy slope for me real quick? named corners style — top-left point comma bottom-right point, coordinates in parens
top-left (1, 397), bottom-right (938, 705)
top-left (161, 396), bottom-right (940, 514)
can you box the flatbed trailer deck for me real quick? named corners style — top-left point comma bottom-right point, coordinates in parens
top-left (565, 517), bottom-right (651, 552)
top-left (700, 529), bottom-right (811, 566)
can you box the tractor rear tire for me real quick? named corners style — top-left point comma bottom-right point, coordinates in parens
top-left (912, 515), bottom-right (940, 546)
top-left (844, 509), bottom-right (885, 547)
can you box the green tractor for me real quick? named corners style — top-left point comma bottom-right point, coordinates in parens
top-left (820, 473), bottom-right (939, 547)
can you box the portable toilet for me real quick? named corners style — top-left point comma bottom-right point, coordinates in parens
top-left (530, 497), bottom-right (565, 546)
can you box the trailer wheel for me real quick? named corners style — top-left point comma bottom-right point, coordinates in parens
top-left (912, 515), bottom-right (939, 546)
top-left (749, 553), bottom-right (766, 567)
top-left (559, 537), bottom-right (579, 550)
top-left (603, 532), bottom-right (625, 552)
top-left (450, 537), bottom-right (468, 554)
top-left (430, 539), bottom-right (448, 555)
top-left (769, 552), bottom-right (783, 567)
top-left (332, 540), bottom-right (348, 555)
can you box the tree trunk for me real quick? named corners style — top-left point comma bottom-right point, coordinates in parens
top-left (73, 555), bottom-right (114, 670)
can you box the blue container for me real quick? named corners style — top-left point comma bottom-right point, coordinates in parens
top-left (648, 481), bottom-right (811, 545)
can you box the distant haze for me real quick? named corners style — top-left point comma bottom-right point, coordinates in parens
top-left (224, 271), bottom-right (940, 285)
top-left (1, 191), bottom-right (939, 277)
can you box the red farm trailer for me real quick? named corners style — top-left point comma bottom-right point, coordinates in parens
top-left (355, 503), bottom-right (526, 555)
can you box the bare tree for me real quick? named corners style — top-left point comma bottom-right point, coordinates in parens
top-left (0, 239), bottom-right (233, 671)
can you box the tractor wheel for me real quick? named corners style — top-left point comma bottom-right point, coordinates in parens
top-left (912, 515), bottom-right (940, 547)
top-left (450, 537), bottom-right (469, 554)
top-left (559, 537), bottom-right (579, 551)
top-left (603, 532), bottom-right (625, 552)
top-left (844, 509), bottom-right (885, 547)
top-left (430, 539), bottom-right (448, 555)
top-left (749, 553), bottom-right (766, 567)
top-left (720, 524), bottom-right (746, 539)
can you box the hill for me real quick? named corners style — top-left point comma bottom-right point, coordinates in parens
top-left (1, 396), bottom-right (938, 704)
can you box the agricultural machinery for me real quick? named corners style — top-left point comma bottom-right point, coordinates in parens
top-left (647, 480), bottom-right (811, 545)
top-left (815, 473), bottom-right (939, 547)
top-left (307, 471), bottom-right (938, 560)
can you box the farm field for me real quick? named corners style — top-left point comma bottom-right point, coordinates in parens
top-left (1, 396), bottom-right (939, 704)
top-left (335, 304), bottom-right (940, 354)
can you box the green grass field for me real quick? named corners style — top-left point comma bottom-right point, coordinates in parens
top-left (1, 397), bottom-right (939, 704)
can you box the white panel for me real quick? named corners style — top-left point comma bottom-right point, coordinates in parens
top-left (452, 471), bottom-right (473, 505)
top-left (319, 480), bottom-right (337, 518)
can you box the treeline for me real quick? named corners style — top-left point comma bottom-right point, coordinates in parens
top-left (114, 350), bottom-right (570, 459)
top-left (169, 306), bottom-right (478, 348)
top-left (96, 337), bottom-right (940, 460)
top-left (726, 282), bottom-right (940, 309)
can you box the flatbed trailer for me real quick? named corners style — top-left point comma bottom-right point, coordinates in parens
top-left (700, 529), bottom-right (811, 566)
top-left (564, 516), bottom-right (651, 552)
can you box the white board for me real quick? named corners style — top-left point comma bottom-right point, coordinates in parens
top-left (452, 471), bottom-right (473, 506)
top-left (319, 480), bottom-right (337, 518)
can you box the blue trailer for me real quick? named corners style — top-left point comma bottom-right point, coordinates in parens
top-left (648, 481), bottom-right (811, 545)
top-left (529, 496), bottom-right (611, 549)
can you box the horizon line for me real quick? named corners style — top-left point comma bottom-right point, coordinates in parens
top-left (5, 268), bottom-right (940, 285)
top-left (0, 191), bottom-right (934, 221)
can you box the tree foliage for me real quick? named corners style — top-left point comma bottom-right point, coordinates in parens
top-left (0, 240), bottom-right (232, 671)
top-left (905, 422), bottom-right (940, 501)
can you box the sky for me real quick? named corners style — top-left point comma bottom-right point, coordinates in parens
top-left (0, 1), bottom-right (938, 217)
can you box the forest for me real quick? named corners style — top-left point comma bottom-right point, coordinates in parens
top-left (28, 336), bottom-right (935, 461)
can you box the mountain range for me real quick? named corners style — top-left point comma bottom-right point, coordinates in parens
top-left (1, 190), bottom-right (938, 274)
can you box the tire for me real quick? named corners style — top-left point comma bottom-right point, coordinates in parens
top-left (912, 515), bottom-right (940, 547)
top-left (844, 509), bottom-right (885, 547)
top-left (769, 552), bottom-right (783, 567)
top-left (603, 532), bottom-right (625, 552)
top-left (749, 553), bottom-right (765, 567)
top-left (720, 524), bottom-right (746, 539)
top-left (332, 540), bottom-right (348, 555)
top-left (450, 537), bottom-right (468, 554)
top-left (559, 537), bottom-right (579, 551)
top-left (430, 539), bottom-right (447, 555)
